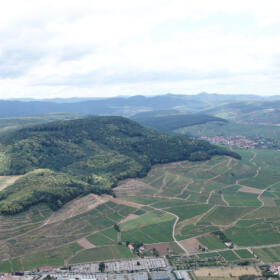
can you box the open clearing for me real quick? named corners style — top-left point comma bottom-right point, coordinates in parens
top-left (179, 238), bottom-right (204, 253)
top-left (77, 238), bottom-right (96, 249)
top-left (238, 186), bottom-right (263, 194)
top-left (0, 175), bottom-right (22, 191)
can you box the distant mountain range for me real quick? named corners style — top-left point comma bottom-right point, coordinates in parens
top-left (0, 93), bottom-right (279, 119)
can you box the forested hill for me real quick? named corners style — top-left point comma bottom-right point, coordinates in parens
top-left (0, 116), bottom-right (240, 214)
top-left (132, 113), bottom-right (227, 133)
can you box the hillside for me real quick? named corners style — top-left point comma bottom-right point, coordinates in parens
top-left (1, 149), bottom-right (280, 270)
top-left (202, 100), bottom-right (280, 125)
top-left (132, 113), bottom-right (227, 133)
top-left (0, 116), bottom-right (239, 214)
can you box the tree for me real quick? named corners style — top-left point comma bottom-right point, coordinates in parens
top-left (114, 224), bottom-right (120, 232)
top-left (99, 262), bottom-right (105, 272)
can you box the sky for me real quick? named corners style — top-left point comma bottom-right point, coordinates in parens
top-left (0, 0), bottom-right (280, 99)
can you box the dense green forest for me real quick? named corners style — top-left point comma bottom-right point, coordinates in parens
top-left (132, 113), bottom-right (227, 133)
top-left (0, 116), bottom-right (240, 214)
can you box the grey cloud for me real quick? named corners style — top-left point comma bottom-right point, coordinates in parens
top-left (32, 68), bottom-right (237, 87)
top-left (0, 48), bottom-right (45, 78)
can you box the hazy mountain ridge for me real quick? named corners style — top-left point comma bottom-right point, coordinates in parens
top-left (0, 93), bottom-right (279, 118)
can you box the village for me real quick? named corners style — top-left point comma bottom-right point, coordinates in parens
top-left (198, 136), bottom-right (258, 149)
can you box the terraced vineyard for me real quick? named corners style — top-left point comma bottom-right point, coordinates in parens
top-left (1, 149), bottom-right (280, 271)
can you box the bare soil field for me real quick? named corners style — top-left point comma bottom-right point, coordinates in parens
top-left (119, 214), bottom-right (139, 224)
top-left (0, 175), bottom-right (22, 191)
top-left (179, 237), bottom-right (203, 253)
top-left (77, 238), bottom-right (95, 249)
top-left (238, 186), bottom-right (263, 194)
top-left (105, 196), bottom-right (142, 209)
top-left (115, 179), bottom-right (155, 196)
top-left (194, 266), bottom-right (261, 278)
top-left (46, 194), bottom-right (106, 224)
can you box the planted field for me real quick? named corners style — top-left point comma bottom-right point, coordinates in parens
top-left (219, 250), bottom-right (240, 261)
top-left (245, 207), bottom-right (280, 219)
top-left (121, 220), bottom-right (175, 243)
top-left (119, 211), bottom-right (173, 231)
top-left (253, 246), bottom-right (280, 262)
top-left (225, 223), bottom-right (280, 246)
top-left (198, 235), bottom-right (227, 250)
top-left (180, 224), bottom-right (218, 239)
top-left (69, 246), bottom-right (134, 264)
top-left (235, 249), bottom-right (255, 259)
top-left (223, 192), bottom-right (261, 207)
top-left (2, 149), bottom-right (280, 268)
top-left (201, 206), bottom-right (255, 225)
top-left (167, 204), bottom-right (212, 221)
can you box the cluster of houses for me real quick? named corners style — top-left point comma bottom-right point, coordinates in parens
top-left (269, 263), bottom-right (280, 276)
top-left (199, 136), bottom-right (257, 149)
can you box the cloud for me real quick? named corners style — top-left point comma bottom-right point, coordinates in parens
top-left (0, 0), bottom-right (280, 98)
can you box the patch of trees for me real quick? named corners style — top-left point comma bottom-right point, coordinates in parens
top-left (133, 113), bottom-right (227, 132)
top-left (0, 116), bottom-right (240, 215)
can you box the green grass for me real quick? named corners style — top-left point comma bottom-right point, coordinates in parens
top-left (235, 219), bottom-right (265, 228)
top-left (201, 206), bottom-right (255, 225)
top-left (245, 207), bottom-right (280, 219)
top-left (0, 261), bottom-right (12, 272)
top-left (219, 250), bottom-right (240, 261)
top-left (20, 242), bottom-right (82, 270)
top-left (167, 204), bottom-right (212, 221)
top-left (198, 234), bottom-right (227, 250)
top-left (198, 252), bottom-right (221, 258)
top-left (225, 223), bottom-right (280, 246)
top-left (122, 220), bottom-right (175, 243)
top-left (234, 249), bottom-right (255, 259)
top-left (69, 246), bottom-right (134, 264)
top-left (179, 224), bottom-right (218, 239)
top-left (87, 232), bottom-right (116, 246)
top-left (253, 246), bottom-right (280, 262)
top-left (223, 192), bottom-right (261, 207)
top-left (102, 228), bottom-right (118, 241)
top-left (119, 211), bottom-right (173, 231)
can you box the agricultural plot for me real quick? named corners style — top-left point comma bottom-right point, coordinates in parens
top-left (2, 149), bottom-right (280, 268)
top-left (69, 246), bottom-right (134, 264)
top-left (201, 206), bottom-right (255, 225)
top-left (219, 250), bottom-right (240, 261)
top-left (121, 220), bottom-right (175, 244)
top-left (225, 222), bottom-right (280, 246)
top-left (245, 207), bottom-right (280, 219)
top-left (179, 224), bottom-right (219, 240)
top-left (235, 249), bottom-right (255, 259)
top-left (167, 204), bottom-right (212, 221)
top-left (223, 192), bottom-right (261, 207)
top-left (198, 234), bottom-right (227, 250)
top-left (253, 246), bottom-right (280, 262)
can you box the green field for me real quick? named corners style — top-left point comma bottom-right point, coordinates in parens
top-left (235, 249), bottom-right (255, 259)
top-left (253, 246), bottom-right (280, 263)
top-left (69, 246), bottom-right (134, 264)
top-left (198, 235), bottom-right (227, 250)
top-left (219, 250), bottom-right (240, 261)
